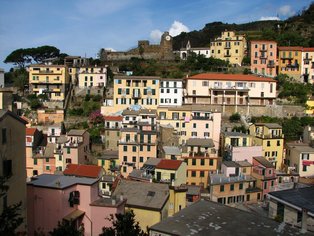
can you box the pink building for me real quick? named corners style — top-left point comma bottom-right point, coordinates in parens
top-left (250, 40), bottom-right (277, 77)
top-left (252, 156), bottom-right (277, 200)
top-left (27, 174), bottom-right (125, 236)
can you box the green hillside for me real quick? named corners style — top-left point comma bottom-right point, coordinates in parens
top-left (173, 2), bottom-right (314, 50)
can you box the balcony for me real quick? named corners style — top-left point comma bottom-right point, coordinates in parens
top-left (32, 70), bottom-right (63, 75)
top-left (224, 45), bottom-right (231, 49)
top-left (259, 48), bottom-right (267, 52)
top-left (119, 139), bottom-right (137, 144)
top-left (224, 54), bottom-right (231, 57)
top-left (260, 55), bottom-right (267, 59)
top-left (267, 63), bottom-right (275, 68)
top-left (132, 92), bottom-right (141, 98)
top-left (286, 63), bottom-right (299, 69)
top-left (303, 56), bottom-right (312, 62)
top-left (255, 133), bottom-right (284, 139)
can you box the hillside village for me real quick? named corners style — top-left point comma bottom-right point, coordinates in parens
top-left (1, 5), bottom-right (314, 236)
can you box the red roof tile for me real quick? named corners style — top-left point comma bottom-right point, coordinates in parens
top-left (303, 48), bottom-right (314, 52)
top-left (187, 73), bottom-right (276, 82)
top-left (156, 159), bottom-right (182, 170)
top-left (104, 116), bottom-right (123, 121)
top-left (63, 164), bottom-right (102, 178)
top-left (26, 128), bottom-right (37, 136)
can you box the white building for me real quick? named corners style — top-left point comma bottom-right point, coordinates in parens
top-left (0, 68), bottom-right (4, 88)
top-left (78, 66), bottom-right (107, 88)
top-left (179, 41), bottom-right (211, 60)
top-left (301, 48), bottom-right (314, 83)
top-left (159, 78), bottom-right (183, 106)
top-left (47, 124), bottom-right (62, 143)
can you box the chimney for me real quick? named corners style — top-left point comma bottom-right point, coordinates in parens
top-left (112, 198), bottom-right (116, 205)
top-left (301, 208), bottom-right (308, 233)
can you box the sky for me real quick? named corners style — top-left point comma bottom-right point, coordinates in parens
top-left (0, 0), bottom-right (312, 72)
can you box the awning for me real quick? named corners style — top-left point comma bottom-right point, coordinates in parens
top-left (63, 209), bottom-right (85, 221)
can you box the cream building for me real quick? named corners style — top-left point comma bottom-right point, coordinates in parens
top-left (301, 48), bottom-right (314, 83)
top-left (157, 104), bottom-right (221, 148)
top-left (184, 73), bottom-right (277, 114)
top-left (78, 66), bottom-right (107, 88)
top-left (210, 30), bottom-right (247, 66)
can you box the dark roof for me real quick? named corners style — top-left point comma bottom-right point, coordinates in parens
top-left (268, 186), bottom-right (314, 215)
top-left (186, 138), bottom-right (214, 147)
top-left (149, 199), bottom-right (309, 236)
top-left (188, 73), bottom-right (276, 82)
top-left (223, 161), bottom-right (240, 168)
top-left (254, 123), bottom-right (282, 129)
top-left (253, 156), bottom-right (274, 168)
top-left (67, 129), bottom-right (86, 136)
top-left (113, 180), bottom-right (169, 211)
top-left (0, 109), bottom-right (28, 124)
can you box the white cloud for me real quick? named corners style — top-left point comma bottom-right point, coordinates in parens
top-left (168, 21), bottom-right (189, 37)
top-left (278, 5), bottom-right (295, 17)
top-left (150, 20), bottom-right (189, 42)
top-left (104, 47), bottom-right (116, 52)
top-left (150, 30), bottom-right (163, 43)
top-left (259, 16), bottom-right (280, 21)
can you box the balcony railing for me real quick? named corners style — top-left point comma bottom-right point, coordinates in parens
top-left (267, 63), bottom-right (275, 68)
top-left (224, 54), bottom-right (231, 57)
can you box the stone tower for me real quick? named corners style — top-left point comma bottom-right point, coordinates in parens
top-left (159, 32), bottom-right (174, 60)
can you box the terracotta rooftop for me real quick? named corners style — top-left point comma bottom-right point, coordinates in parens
top-left (26, 128), bottom-right (37, 136)
top-left (187, 73), bottom-right (276, 82)
top-left (63, 164), bottom-right (102, 178)
top-left (303, 47), bottom-right (314, 52)
top-left (104, 116), bottom-right (123, 121)
top-left (156, 159), bottom-right (182, 170)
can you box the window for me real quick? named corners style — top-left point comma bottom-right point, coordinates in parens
top-left (147, 146), bottom-right (151, 151)
top-left (303, 165), bottom-right (307, 172)
top-left (140, 156), bottom-right (144, 163)
top-left (220, 185), bottom-right (224, 192)
top-left (132, 156), bottom-right (136, 162)
top-left (46, 166), bottom-right (50, 171)
top-left (191, 171), bottom-right (196, 177)
top-left (193, 123), bottom-right (196, 128)
top-left (67, 147), bottom-right (70, 154)
top-left (46, 158), bottom-right (49, 163)
top-left (267, 141), bottom-right (271, 146)
top-left (123, 166), bottom-right (127, 173)
top-left (132, 146), bottom-right (136, 152)
top-left (34, 159), bottom-right (37, 165)
top-left (2, 128), bottom-right (7, 144)
top-left (200, 171), bottom-right (204, 177)
top-left (123, 156), bottom-right (127, 162)
top-left (174, 99), bottom-right (177, 104)
top-left (192, 159), bottom-right (196, 165)
top-left (230, 184), bottom-right (234, 191)
top-left (239, 183), bottom-right (243, 190)
top-left (174, 89), bottom-right (177, 94)
top-left (2, 160), bottom-right (12, 177)
top-left (209, 159), bottom-right (214, 166)
top-left (200, 159), bottom-right (205, 166)
top-left (205, 124), bottom-right (209, 129)
top-left (123, 146), bottom-right (128, 152)
top-left (170, 173), bottom-right (175, 181)
top-left (264, 181), bottom-right (267, 189)
top-left (191, 132), bottom-right (197, 136)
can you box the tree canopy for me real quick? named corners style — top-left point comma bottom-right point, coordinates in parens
top-left (4, 45), bottom-right (61, 68)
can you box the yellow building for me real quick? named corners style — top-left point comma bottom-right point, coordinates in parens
top-left (168, 186), bottom-right (187, 216)
top-left (306, 98), bottom-right (314, 115)
top-left (97, 150), bottom-right (119, 175)
top-left (0, 110), bottom-right (27, 234)
top-left (119, 109), bottom-right (157, 177)
top-left (210, 30), bottom-right (247, 66)
top-left (29, 64), bottom-right (70, 102)
top-left (249, 123), bottom-right (284, 170)
top-left (278, 46), bottom-right (303, 80)
top-left (209, 173), bottom-right (261, 205)
top-left (154, 159), bottom-right (187, 186)
top-left (112, 180), bottom-right (170, 232)
top-left (110, 76), bottom-right (160, 114)
top-left (181, 138), bottom-right (218, 187)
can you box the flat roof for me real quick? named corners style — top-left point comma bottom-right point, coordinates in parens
top-left (163, 146), bottom-right (181, 156)
top-left (186, 138), bottom-right (214, 148)
top-left (254, 123), bottom-right (282, 129)
top-left (112, 180), bottom-right (169, 211)
top-left (28, 174), bottom-right (98, 189)
top-left (149, 199), bottom-right (305, 236)
top-left (67, 129), bottom-right (86, 136)
top-left (268, 186), bottom-right (314, 215)
top-left (187, 73), bottom-right (276, 82)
